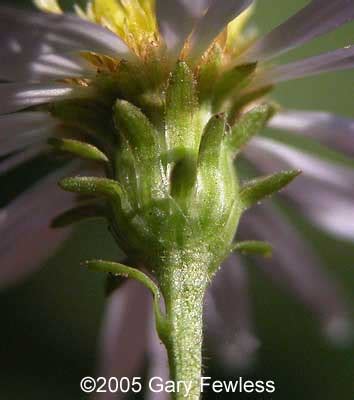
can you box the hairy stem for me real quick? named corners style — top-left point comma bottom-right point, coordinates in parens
top-left (157, 251), bottom-right (210, 400)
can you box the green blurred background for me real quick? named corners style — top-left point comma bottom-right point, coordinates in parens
top-left (0, 0), bottom-right (353, 399)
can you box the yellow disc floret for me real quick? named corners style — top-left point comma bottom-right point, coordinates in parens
top-left (76, 0), bottom-right (160, 57)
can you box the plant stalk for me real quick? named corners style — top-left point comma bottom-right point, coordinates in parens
top-left (157, 251), bottom-right (210, 400)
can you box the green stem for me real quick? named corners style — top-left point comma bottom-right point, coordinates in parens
top-left (157, 250), bottom-right (210, 400)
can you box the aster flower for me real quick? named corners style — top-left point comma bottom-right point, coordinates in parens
top-left (1, 1), bottom-right (354, 399)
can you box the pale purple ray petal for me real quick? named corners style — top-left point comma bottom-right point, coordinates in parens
top-left (1, 52), bottom-right (96, 82)
top-left (93, 280), bottom-right (151, 400)
top-left (0, 7), bottom-right (128, 59)
top-left (269, 110), bottom-right (354, 156)
top-left (146, 319), bottom-right (169, 400)
top-left (188, 0), bottom-right (254, 59)
top-left (0, 165), bottom-right (79, 288)
top-left (239, 203), bottom-right (352, 345)
top-left (0, 145), bottom-right (46, 174)
top-left (156, 0), bottom-right (212, 51)
top-left (0, 83), bottom-right (86, 115)
top-left (244, 137), bottom-right (354, 239)
top-left (254, 45), bottom-right (354, 86)
top-left (245, 137), bottom-right (354, 194)
top-left (239, 0), bottom-right (354, 63)
top-left (178, 0), bottom-right (211, 15)
top-left (206, 255), bottom-right (259, 369)
top-left (294, 190), bottom-right (354, 240)
top-left (0, 112), bottom-right (59, 156)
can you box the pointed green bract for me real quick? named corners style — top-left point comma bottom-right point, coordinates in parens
top-left (49, 138), bottom-right (109, 163)
top-left (114, 99), bottom-right (166, 203)
top-left (59, 176), bottom-right (123, 199)
top-left (227, 103), bottom-right (276, 151)
top-left (198, 114), bottom-right (226, 166)
top-left (240, 170), bottom-right (301, 209)
top-left (58, 176), bottom-right (131, 215)
top-left (213, 63), bottom-right (257, 111)
top-left (198, 44), bottom-right (223, 104)
top-left (114, 99), bottom-right (158, 155)
top-left (84, 260), bottom-right (160, 300)
top-left (232, 240), bottom-right (272, 257)
top-left (84, 260), bottom-right (168, 338)
top-left (165, 61), bottom-right (201, 154)
top-left (195, 114), bottom-right (240, 233)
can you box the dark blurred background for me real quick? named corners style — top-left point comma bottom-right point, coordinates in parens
top-left (0, 0), bottom-right (353, 399)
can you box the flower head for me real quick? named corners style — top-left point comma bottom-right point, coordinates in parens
top-left (1, 0), bottom-right (354, 393)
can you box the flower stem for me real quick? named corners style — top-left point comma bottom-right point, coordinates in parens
top-left (157, 251), bottom-right (210, 400)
